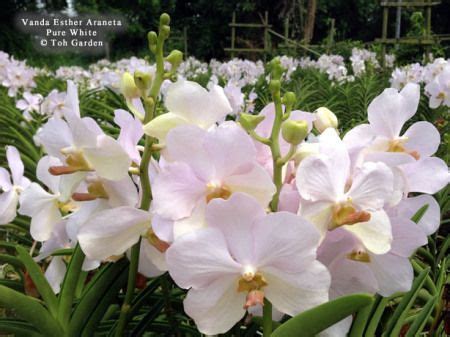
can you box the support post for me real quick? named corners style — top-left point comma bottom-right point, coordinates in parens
top-left (381, 6), bottom-right (389, 67)
top-left (264, 11), bottom-right (270, 56)
top-left (231, 12), bottom-right (236, 58)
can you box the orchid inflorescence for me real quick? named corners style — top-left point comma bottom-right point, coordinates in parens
top-left (0, 13), bottom-right (449, 337)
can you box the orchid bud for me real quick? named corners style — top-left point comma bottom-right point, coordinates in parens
top-left (147, 31), bottom-right (158, 52)
top-left (281, 120), bottom-right (308, 145)
top-left (269, 57), bottom-right (283, 80)
top-left (166, 50), bottom-right (183, 69)
top-left (239, 113), bottom-right (265, 131)
top-left (313, 107), bottom-right (338, 133)
top-left (120, 72), bottom-right (140, 99)
top-left (160, 13), bottom-right (170, 26)
top-left (160, 25), bottom-right (170, 40)
top-left (282, 91), bottom-right (296, 108)
top-left (134, 71), bottom-right (152, 94)
top-left (269, 80), bottom-right (281, 94)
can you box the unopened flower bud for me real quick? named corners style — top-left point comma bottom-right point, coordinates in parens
top-left (269, 57), bottom-right (284, 80)
top-left (120, 72), bottom-right (140, 99)
top-left (282, 92), bottom-right (296, 107)
top-left (269, 80), bottom-right (281, 94)
top-left (313, 107), bottom-right (338, 133)
top-left (134, 71), bottom-right (152, 94)
top-left (239, 113), bottom-right (265, 131)
top-left (281, 120), bottom-right (308, 145)
top-left (147, 31), bottom-right (158, 52)
top-left (160, 13), bottom-right (171, 26)
top-left (160, 25), bottom-right (170, 39)
top-left (166, 50), bottom-right (183, 69)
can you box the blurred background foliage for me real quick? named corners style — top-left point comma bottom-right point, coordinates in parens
top-left (0, 0), bottom-right (449, 68)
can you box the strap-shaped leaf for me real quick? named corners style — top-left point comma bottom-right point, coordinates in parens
top-left (271, 294), bottom-right (374, 337)
top-left (15, 245), bottom-right (59, 317)
top-left (405, 294), bottom-right (437, 337)
top-left (383, 267), bottom-right (430, 336)
top-left (0, 285), bottom-right (64, 337)
top-left (0, 318), bottom-right (42, 337)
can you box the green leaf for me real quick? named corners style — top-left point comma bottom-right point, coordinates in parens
top-left (411, 204), bottom-right (429, 224)
top-left (15, 245), bottom-right (59, 317)
top-left (383, 267), bottom-right (430, 336)
top-left (271, 294), bottom-right (374, 337)
top-left (405, 295), bottom-right (437, 337)
top-left (0, 285), bottom-right (64, 337)
top-left (0, 318), bottom-right (42, 337)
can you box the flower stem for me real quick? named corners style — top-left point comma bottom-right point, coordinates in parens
top-left (263, 298), bottom-right (273, 337)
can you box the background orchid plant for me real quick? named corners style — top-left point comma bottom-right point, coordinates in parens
top-left (0, 13), bottom-right (449, 337)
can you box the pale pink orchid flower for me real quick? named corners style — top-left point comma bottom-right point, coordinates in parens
top-left (16, 91), bottom-right (43, 120)
top-left (143, 79), bottom-right (232, 145)
top-left (36, 81), bottom-right (131, 181)
top-left (344, 83), bottom-right (449, 195)
top-left (0, 146), bottom-right (30, 224)
top-left (166, 193), bottom-right (330, 335)
top-left (296, 128), bottom-right (394, 255)
top-left (152, 122), bottom-right (276, 239)
top-left (114, 109), bottom-right (144, 165)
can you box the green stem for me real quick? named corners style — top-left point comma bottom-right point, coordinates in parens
top-left (269, 89), bottom-right (284, 211)
top-left (114, 22), bottom-right (167, 337)
top-left (263, 298), bottom-right (273, 337)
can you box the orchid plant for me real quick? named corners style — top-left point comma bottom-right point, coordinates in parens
top-left (0, 13), bottom-right (448, 337)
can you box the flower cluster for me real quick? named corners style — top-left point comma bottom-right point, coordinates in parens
top-left (0, 51), bottom-right (38, 97)
top-left (1, 44), bottom-right (447, 337)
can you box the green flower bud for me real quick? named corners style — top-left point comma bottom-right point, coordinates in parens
top-left (281, 120), bottom-right (309, 145)
top-left (166, 50), bottom-right (183, 69)
top-left (313, 107), bottom-right (338, 133)
top-left (134, 71), bottom-right (152, 94)
top-left (160, 25), bottom-right (170, 39)
top-left (160, 13), bottom-right (171, 26)
top-left (269, 80), bottom-right (281, 94)
top-left (239, 113), bottom-right (265, 131)
top-left (269, 57), bottom-right (284, 80)
top-left (282, 92), bottom-right (296, 107)
top-left (147, 31), bottom-right (158, 52)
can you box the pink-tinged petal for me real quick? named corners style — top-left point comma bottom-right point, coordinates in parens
top-left (16, 99), bottom-right (28, 110)
top-left (45, 257), bottom-right (66, 294)
top-left (204, 122), bottom-right (256, 178)
top-left (400, 157), bottom-right (449, 194)
top-left (318, 316), bottom-right (352, 337)
top-left (36, 156), bottom-right (61, 193)
top-left (393, 195), bottom-right (440, 235)
top-left (0, 190), bottom-right (19, 224)
top-left (278, 183), bottom-right (300, 213)
top-left (66, 199), bottom-right (109, 242)
top-left (19, 183), bottom-right (58, 218)
top-left (390, 216), bottom-right (427, 257)
top-left (263, 262), bottom-right (330, 316)
top-left (348, 162), bottom-right (393, 210)
top-left (224, 164), bottom-right (276, 207)
top-left (364, 152), bottom-right (414, 167)
top-left (173, 201), bottom-right (207, 239)
top-left (6, 146), bottom-right (24, 187)
top-left (83, 135), bottom-right (131, 181)
top-left (253, 212), bottom-right (320, 272)
top-left (114, 109), bottom-right (143, 164)
top-left (184, 276), bottom-right (246, 335)
top-left (206, 193), bottom-right (264, 265)
top-left (82, 259), bottom-right (101, 271)
top-left (58, 172), bottom-right (86, 202)
top-left (319, 129), bottom-right (350, 188)
top-left (143, 112), bottom-right (188, 145)
top-left (36, 220), bottom-right (70, 260)
top-left (328, 256), bottom-right (378, 297)
top-left (29, 203), bottom-right (62, 242)
top-left (102, 176), bottom-right (139, 207)
top-left (165, 125), bottom-right (212, 179)
top-left (368, 83), bottom-right (419, 138)
top-left (37, 118), bottom-right (74, 159)
top-left (206, 85), bottom-right (233, 125)
top-left (0, 168), bottom-right (12, 191)
top-left (136, 240), bottom-right (166, 278)
top-left (77, 206), bottom-right (150, 260)
top-left (151, 214), bottom-right (174, 243)
top-left (343, 124), bottom-right (375, 150)
top-left (166, 227), bottom-right (241, 289)
top-left (64, 80), bottom-right (80, 118)
top-left (296, 155), bottom-right (340, 202)
top-left (152, 162), bottom-right (205, 220)
top-left (318, 229), bottom-right (357, 266)
top-left (343, 210), bottom-right (392, 255)
top-left (299, 199), bottom-right (334, 236)
top-left (369, 253), bottom-right (413, 297)
top-left (404, 121), bottom-right (440, 157)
